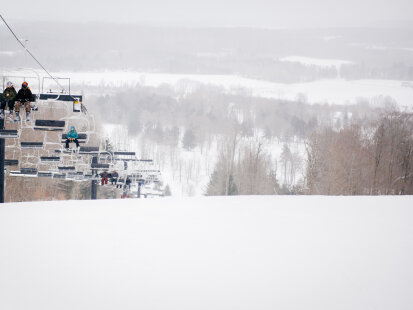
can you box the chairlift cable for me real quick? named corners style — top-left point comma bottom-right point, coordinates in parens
top-left (0, 14), bottom-right (79, 103)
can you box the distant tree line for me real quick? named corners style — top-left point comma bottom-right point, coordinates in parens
top-left (2, 22), bottom-right (413, 82)
top-left (205, 110), bottom-right (413, 196)
top-left (87, 84), bottom-right (411, 196)
top-left (89, 84), bottom-right (381, 147)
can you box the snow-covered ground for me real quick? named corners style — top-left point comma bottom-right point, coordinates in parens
top-left (3, 69), bottom-right (412, 108)
top-left (59, 71), bottom-right (413, 109)
top-left (278, 55), bottom-right (354, 69)
top-left (1, 196), bottom-right (412, 310)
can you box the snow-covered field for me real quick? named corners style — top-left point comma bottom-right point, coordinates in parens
top-left (278, 56), bottom-right (354, 69)
top-left (1, 196), bottom-right (412, 310)
top-left (3, 69), bottom-right (412, 108)
top-left (60, 71), bottom-right (413, 109)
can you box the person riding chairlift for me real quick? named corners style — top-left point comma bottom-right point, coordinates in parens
top-left (65, 125), bottom-right (80, 149)
top-left (100, 170), bottom-right (109, 186)
top-left (111, 170), bottom-right (119, 186)
top-left (15, 81), bottom-right (33, 121)
top-left (1, 81), bottom-right (17, 120)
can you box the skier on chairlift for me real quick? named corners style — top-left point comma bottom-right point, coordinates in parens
top-left (125, 176), bottom-right (131, 189)
top-left (15, 81), bottom-right (33, 121)
top-left (1, 81), bottom-right (17, 120)
top-left (65, 125), bottom-right (80, 149)
top-left (121, 178), bottom-right (131, 198)
top-left (121, 186), bottom-right (130, 199)
top-left (111, 170), bottom-right (119, 186)
top-left (100, 170), bottom-right (109, 186)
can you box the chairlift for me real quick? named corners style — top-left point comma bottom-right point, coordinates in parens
top-left (41, 77), bottom-right (83, 112)
top-left (79, 146), bottom-right (99, 154)
top-left (91, 163), bottom-right (110, 169)
top-left (58, 166), bottom-right (76, 171)
top-left (4, 159), bottom-right (18, 166)
top-left (20, 142), bottom-right (43, 149)
top-left (55, 148), bottom-right (79, 154)
top-left (61, 133), bottom-right (87, 143)
top-left (38, 171), bottom-right (53, 178)
top-left (40, 156), bottom-right (60, 162)
top-left (2, 69), bottom-right (162, 192)
top-left (0, 129), bottom-right (19, 139)
top-left (66, 171), bottom-right (84, 181)
top-left (1, 68), bottom-right (41, 98)
top-left (34, 119), bottom-right (66, 131)
top-left (53, 173), bottom-right (66, 179)
top-left (114, 151), bottom-right (136, 156)
top-left (9, 167), bottom-right (37, 177)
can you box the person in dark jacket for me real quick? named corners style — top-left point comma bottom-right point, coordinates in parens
top-left (125, 176), bottom-right (131, 189)
top-left (111, 171), bottom-right (119, 185)
top-left (15, 81), bottom-right (33, 121)
top-left (116, 177), bottom-right (124, 189)
top-left (1, 81), bottom-right (17, 120)
top-left (107, 172), bottom-right (113, 181)
top-left (100, 171), bottom-right (109, 186)
top-left (121, 177), bottom-right (131, 198)
top-left (65, 126), bottom-right (80, 149)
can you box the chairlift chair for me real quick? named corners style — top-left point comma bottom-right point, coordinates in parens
top-left (4, 159), bottom-right (19, 166)
top-left (0, 129), bottom-right (19, 139)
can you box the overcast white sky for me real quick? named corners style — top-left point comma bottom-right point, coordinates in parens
top-left (2, 0), bottom-right (413, 28)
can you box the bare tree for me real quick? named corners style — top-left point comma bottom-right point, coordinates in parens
top-left (305, 111), bottom-right (413, 195)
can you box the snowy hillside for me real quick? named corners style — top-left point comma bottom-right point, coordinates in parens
top-left (1, 196), bottom-right (412, 310)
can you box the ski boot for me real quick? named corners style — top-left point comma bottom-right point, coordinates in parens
top-left (26, 111), bottom-right (30, 122)
top-left (15, 112), bottom-right (21, 122)
top-left (0, 109), bottom-right (4, 119)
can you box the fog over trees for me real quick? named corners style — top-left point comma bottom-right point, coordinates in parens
top-left (82, 80), bottom-right (412, 196)
top-left (1, 18), bottom-right (412, 198)
top-left (2, 22), bottom-right (413, 82)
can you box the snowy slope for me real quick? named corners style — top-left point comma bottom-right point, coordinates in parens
top-left (1, 196), bottom-right (413, 310)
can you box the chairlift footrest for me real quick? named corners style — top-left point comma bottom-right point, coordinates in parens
top-left (79, 146), bottom-right (99, 154)
top-left (38, 172), bottom-right (53, 178)
top-left (58, 166), bottom-right (76, 171)
top-left (5, 159), bottom-right (18, 166)
top-left (34, 127), bottom-right (64, 131)
top-left (53, 174), bottom-right (66, 179)
top-left (91, 163), bottom-right (110, 169)
top-left (21, 142), bottom-right (43, 149)
top-left (40, 156), bottom-right (60, 162)
top-left (34, 120), bottom-right (65, 131)
top-left (0, 130), bottom-right (18, 138)
top-left (114, 151), bottom-right (136, 156)
top-left (20, 168), bottom-right (37, 175)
